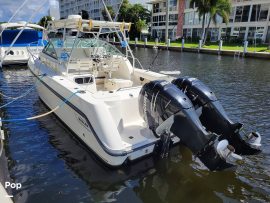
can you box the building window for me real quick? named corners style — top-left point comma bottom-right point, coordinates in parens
top-left (235, 6), bottom-right (250, 22)
top-left (229, 7), bottom-right (235, 23)
top-left (248, 27), bottom-right (264, 40)
top-left (159, 15), bottom-right (165, 22)
top-left (242, 6), bottom-right (250, 22)
top-left (259, 4), bottom-right (269, 21)
top-left (235, 6), bottom-right (243, 22)
top-left (184, 12), bottom-right (194, 25)
top-left (170, 0), bottom-right (177, 7)
top-left (192, 28), bottom-right (201, 39)
top-left (153, 16), bottom-right (158, 22)
top-left (266, 27), bottom-right (270, 42)
top-left (186, 28), bottom-right (192, 37)
top-left (239, 27), bottom-right (246, 39)
top-left (193, 13), bottom-right (200, 25)
top-left (221, 28), bottom-right (231, 41)
top-left (232, 27), bottom-right (240, 37)
top-left (183, 29), bottom-right (187, 37)
top-left (210, 28), bottom-right (219, 42)
top-left (251, 4), bottom-right (260, 21)
top-left (153, 3), bottom-right (160, 13)
top-left (169, 14), bottom-right (178, 21)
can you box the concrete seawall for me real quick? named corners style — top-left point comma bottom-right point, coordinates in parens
top-left (127, 43), bottom-right (270, 60)
top-left (0, 148), bottom-right (13, 203)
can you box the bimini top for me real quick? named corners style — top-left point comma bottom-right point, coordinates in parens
top-left (47, 16), bottom-right (132, 33)
top-left (0, 22), bottom-right (44, 31)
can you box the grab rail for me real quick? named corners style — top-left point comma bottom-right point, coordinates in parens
top-left (127, 56), bottom-right (144, 70)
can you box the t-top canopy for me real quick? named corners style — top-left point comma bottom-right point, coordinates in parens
top-left (0, 22), bottom-right (44, 31)
top-left (47, 18), bottom-right (132, 33)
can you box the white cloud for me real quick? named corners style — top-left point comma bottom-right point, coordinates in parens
top-left (0, 0), bottom-right (50, 22)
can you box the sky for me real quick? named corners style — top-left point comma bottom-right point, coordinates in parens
top-left (0, 0), bottom-right (50, 23)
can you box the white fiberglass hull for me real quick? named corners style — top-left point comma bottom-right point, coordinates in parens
top-left (37, 82), bottom-right (156, 166)
top-left (0, 46), bottom-right (43, 66)
top-left (29, 63), bottom-right (158, 166)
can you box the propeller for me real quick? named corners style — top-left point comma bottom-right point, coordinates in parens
top-left (216, 139), bottom-right (243, 164)
top-left (245, 132), bottom-right (261, 149)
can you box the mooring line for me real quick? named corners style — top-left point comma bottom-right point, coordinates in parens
top-left (0, 91), bottom-right (80, 122)
top-left (0, 74), bottom-right (45, 108)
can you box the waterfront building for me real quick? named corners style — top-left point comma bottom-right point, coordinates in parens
top-left (59, 0), bottom-right (121, 20)
top-left (149, 0), bottom-right (270, 43)
top-left (149, 0), bottom-right (180, 40)
top-left (130, 0), bottom-right (152, 11)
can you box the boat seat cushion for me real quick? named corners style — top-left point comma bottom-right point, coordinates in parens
top-left (104, 78), bottom-right (133, 91)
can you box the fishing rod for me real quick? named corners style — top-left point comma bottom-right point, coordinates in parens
top-left (148, 48), bottom-right (162, 70)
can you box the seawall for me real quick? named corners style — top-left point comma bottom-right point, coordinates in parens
top-left (128, 43), bottom-right (270, 60)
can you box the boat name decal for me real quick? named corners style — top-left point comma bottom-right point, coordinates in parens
top-left (77, 115), bottom-right (91, 131)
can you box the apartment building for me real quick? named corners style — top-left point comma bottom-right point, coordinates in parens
top-left (149, 0), bottom-right (270, 43)
top-left (59, 0), bottom-right (121, 20)
top-left (149, 0), bottom-right (179, 40)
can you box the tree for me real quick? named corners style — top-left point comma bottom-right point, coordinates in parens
top-left (136, 19), bottom-right (147, 40)
top-left (204, 0), bottom-right (231, 44)
top-left (190, 0), bottom-right (217, 42)
top-left (118, 1), bottom-right (151, 38)
top-left (118, 0), bottom-right (132, 22)
top-left (80, 10), bottom-right (89, 19)
top-left (102, 6), bottom-right (116, 21)
top-left (38, 16), bottom-right (52, 28)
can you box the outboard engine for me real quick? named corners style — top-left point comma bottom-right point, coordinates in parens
top-left (172, 77), bottom-right (261, 155)
top-left (139, 80), bottom-right (242, 171)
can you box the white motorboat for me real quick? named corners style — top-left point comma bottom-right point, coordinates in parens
top-left (28, 16), bottom-right (261, 170)
top-left (0, 22), bottom-right (45, 66)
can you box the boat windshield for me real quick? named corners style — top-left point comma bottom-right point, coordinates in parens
top-left (50, 37), bottom-right (123, 58)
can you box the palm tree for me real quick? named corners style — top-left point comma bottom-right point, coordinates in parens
top-left (204, 0), bottom-right (231, 44)
top-left (190, 0), bottom-right (217, 42)
top-left (38, 16), bottom-right (52, 28)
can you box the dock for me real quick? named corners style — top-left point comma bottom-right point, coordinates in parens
top-left (0, 118), bottom-right (13, 203)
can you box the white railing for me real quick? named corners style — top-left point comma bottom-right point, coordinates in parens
top-left (27, 41), bottom-right (45, 60)
top-left (127, 56), bottom-right (144, 70)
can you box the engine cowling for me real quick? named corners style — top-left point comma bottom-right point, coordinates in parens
top-left (139, 80), bottom-right (240, 171)
top-left (172, 77), bottom-right (261, 155)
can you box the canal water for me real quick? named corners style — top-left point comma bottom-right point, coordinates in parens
top-left (0, 49), bottom-right (269, 203)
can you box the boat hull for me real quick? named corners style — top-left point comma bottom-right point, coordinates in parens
top-left (29, 67), bottom-right (157, 166)
top-left (0, 47), bottom-right (42, 66)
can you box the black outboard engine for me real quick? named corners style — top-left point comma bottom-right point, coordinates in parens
top-left (139, 80), bottom-right (242, 171)
top-left (172, 77), bottom-right (261, 155)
